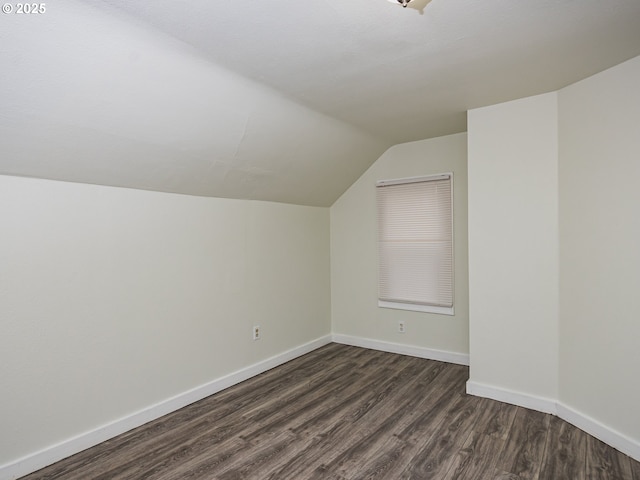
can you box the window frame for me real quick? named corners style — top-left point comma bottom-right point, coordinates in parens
top-left (376, 173), bottom-right (455, 316)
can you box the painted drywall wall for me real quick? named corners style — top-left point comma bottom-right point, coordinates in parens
top-left (0, 175), bottom-right (330, 466)
top-left (558, 56), bottom-right (640, 444)
top-left (467, 93), bottom-right (559, 401)
top-left (330, 133), bottom-right (469, 357)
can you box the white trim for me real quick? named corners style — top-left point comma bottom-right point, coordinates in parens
top-left (332, 333), bottom-right (469, 366)
top-left (378, 300), bottom-right (454, 315)
top-left (465, 380), bottom-right (557, 414)
top-left (5, 338), bottom-right (639, 479)
top-left (466, 381), bottom-right (640, 463)
top-left (0, 335), bottom-right (332, 480)
top-left (376, 172), bottom-right (456, 316)
top-left (376, 172), bottom-right (451, 187)
top-left (557, 402), bottom-right (640, 462)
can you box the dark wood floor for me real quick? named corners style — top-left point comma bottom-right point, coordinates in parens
top-left (21, 343), bottom-right (640, 479)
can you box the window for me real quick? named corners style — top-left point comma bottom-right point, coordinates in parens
top-left (376, 173), bottom-right (454, 315)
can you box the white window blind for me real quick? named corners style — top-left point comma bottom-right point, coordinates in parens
top-left (376, 174), bottom-right (454, 314)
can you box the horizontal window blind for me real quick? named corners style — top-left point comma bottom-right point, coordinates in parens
top-left (377, 174), bottom-right (453, 309)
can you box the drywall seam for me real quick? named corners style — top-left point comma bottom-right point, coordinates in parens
top-left (333, 334), bottom-right (470, 366)
top-left (0, 335), bottom-right (332, 480)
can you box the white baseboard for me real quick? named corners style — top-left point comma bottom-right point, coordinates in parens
top-left (332, 334), bottom-right (469, 366)
top-left (465, 380), bottom-right (557, 414)
top-left (466, 380), bottom-right (640, 463)
top-left (5, 337), bottom-right (639, 479)
top-left (557, 402), bottom-right (640, 462)
top-left (0, 335), bottom-right (332, 480)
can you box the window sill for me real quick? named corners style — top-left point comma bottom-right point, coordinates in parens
top-left (378, 300), bottom-right (454, 316)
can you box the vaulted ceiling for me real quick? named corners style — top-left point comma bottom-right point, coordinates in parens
top-left (2, 0), bottom-right (640, 206)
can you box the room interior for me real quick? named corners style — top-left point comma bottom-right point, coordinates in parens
top-left (2, 0), bottom-right (640, 478)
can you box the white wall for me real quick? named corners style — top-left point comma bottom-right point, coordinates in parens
top-left (331, 133), bottom-right (469, 360)
top-left (0, 176), bottom-right (330, 468)
top-left (467, 93), bottom-right (559, 403)
top-left (558, 56), bottom-right (640, 445)
top-left (467, 56), bottom-right (640, 459)
top-left (5, 48), bottom-right (640, 477)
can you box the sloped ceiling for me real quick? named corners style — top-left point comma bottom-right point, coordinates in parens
top-left (1, 0), bottom-right (640, 206)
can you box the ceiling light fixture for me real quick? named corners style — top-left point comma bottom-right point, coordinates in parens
top-left (387, 0), bottom-right (412, 7)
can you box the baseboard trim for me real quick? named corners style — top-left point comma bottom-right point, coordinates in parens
top-left (557, 402), bottom-right (640, 462)
top-left (0, 335), bottom-right (332, 480)
top-left (466, 381), bottom-right (640, 463)
top-left (332, 334), bottom-right (469, 366)
top-left (465, 380), bottom-right (557, 414)
top-left (5, 338), bottom-right (639, 479)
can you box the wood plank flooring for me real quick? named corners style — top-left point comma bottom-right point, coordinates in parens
top-left (20, 343), bottom-right (640, 479)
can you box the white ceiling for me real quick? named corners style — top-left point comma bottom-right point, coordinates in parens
top-left (1, 0), bottom-right (640, 206)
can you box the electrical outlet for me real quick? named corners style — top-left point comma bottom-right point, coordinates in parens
top-left (398, 321), bottom-right (405, 334)
top-left (253, 325), bottom-right (261, 340)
